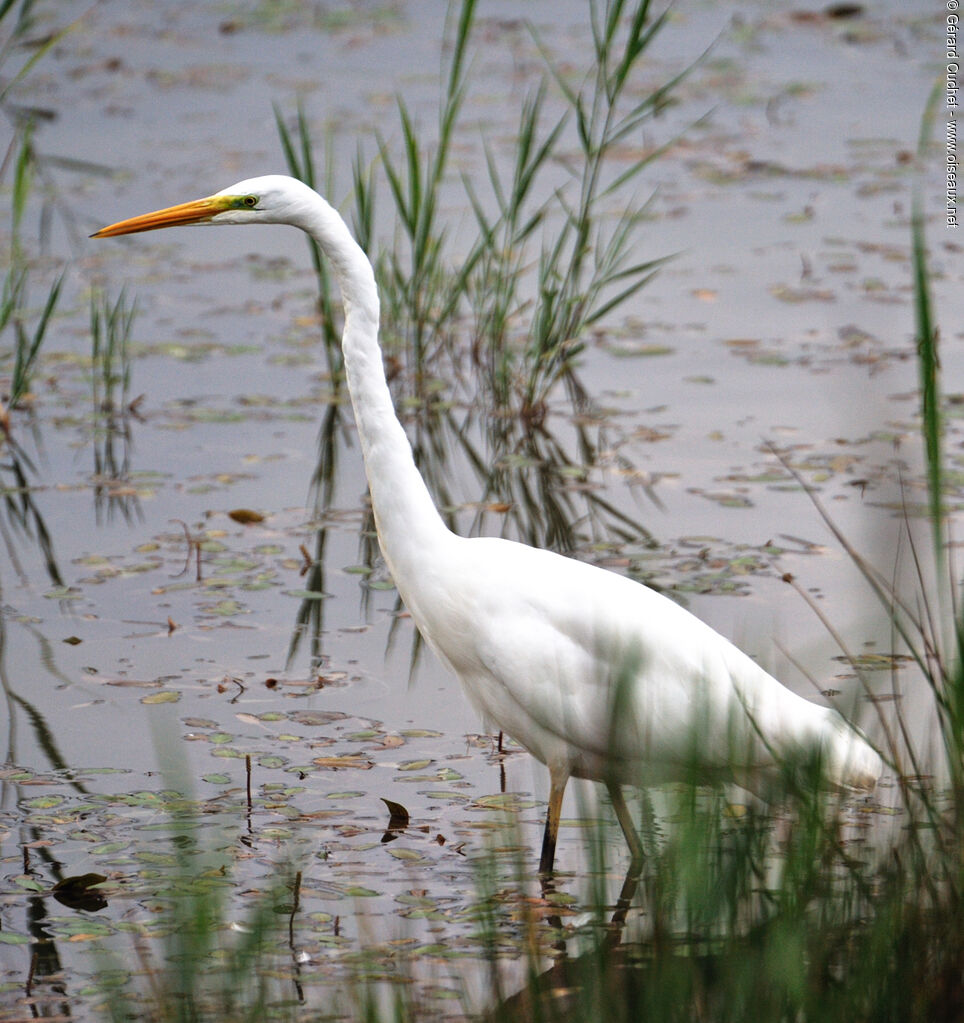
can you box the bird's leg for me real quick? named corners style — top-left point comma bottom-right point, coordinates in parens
top-left (539, 769), bottom-right (569, 875)
top-left (606, 782), bottom-right (645, 871)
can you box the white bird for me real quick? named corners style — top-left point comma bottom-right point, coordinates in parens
top-left (93, 174), bottom-right (883, 873)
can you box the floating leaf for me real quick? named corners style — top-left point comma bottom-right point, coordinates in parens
top-left (832, 653), bottom-right (913, 671)
top-left (386, 847), bottom-right (424, 862)
top-left (227, 508), bottom-right (265, 524)
top-left (199, 599), bottom-right (247, 617)
top-left (13, 875), bottom-right (45, 892)
top-left (768, 283), bottom-right (835, 303)
top-left (313, 755), bottom-right (374, 770)
top-left (140, 690), bottom-right (181, 705)
top-left (24, 795), bottom-right (66, 810)
top-left (259, 827), bottom-right (292, 840)
top-left (472, 793), bottom-right (540, 811)
top-left (90, 842), bottom-right (129, 855)
top-left (381, 798), bottom-right (410, 829)
top-left (289, 711), bottom-right (348, 728)
top-left (52, 873), bottom-right (109, 911)
top-left (374, 734), bottom-right (406, 750)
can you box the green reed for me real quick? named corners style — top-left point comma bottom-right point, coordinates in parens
top-left (1, 1), bottom-right (68, 412)
top-left (276, 0), bottom-right (679, 420)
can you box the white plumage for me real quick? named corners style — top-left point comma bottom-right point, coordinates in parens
top-left (93, 174), bottom-right (883, 872)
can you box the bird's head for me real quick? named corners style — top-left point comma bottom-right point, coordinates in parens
top-left (91, 174), bottom-right (322, 237)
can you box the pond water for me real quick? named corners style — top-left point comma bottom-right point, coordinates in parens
top-left (0, 0), bottom-right (960, 1017)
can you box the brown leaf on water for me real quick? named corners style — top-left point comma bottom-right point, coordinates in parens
top-left (297, 809), bottom-right (351, 821)
top-left (373, 734), bottom-right (406, 750)
top-left (52, 873), bottom-right (109, 911)
top-left (825, 2), bottom-right (863, 17)
top-left (381, 798), bottom-right (410, 828)
top-left (227, 508), bottom-right (265, 524)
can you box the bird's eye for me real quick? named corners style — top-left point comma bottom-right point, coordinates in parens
top-left (242, 195), bottom-right (258, 208)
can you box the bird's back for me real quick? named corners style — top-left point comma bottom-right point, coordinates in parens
top-left (399, 532), bottom-right (880, 791)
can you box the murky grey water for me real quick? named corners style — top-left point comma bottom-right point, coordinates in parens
top-left (0, 0), bottom-right (959, 1015)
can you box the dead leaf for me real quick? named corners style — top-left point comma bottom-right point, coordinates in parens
top-left (373, 734), bottom-right (406, 750)
top-left (381, 798), bottom-right (410, 828)
top-left (227, 508), bottom-right (265, 524)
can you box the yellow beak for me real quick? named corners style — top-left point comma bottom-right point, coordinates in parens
top-left (91, 195), bottom-right (232, 238)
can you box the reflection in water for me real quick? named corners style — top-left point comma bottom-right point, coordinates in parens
top-left (26, 889), bottom-right (73, 1020)
top-left (0, 435), bottom-right (63, 589)
top-left (288, 381), bottom-right (351, 669)
top-left (52, 872), bottom-right (109, 912)
top-left (0, 422), bottom-right (100, 1011)
top-left (497, 862), bottom-right (644, 1021)
top-left (90, 409), bottom-right (142, 527)
top-left (89, 289), bottom-right (143, 527)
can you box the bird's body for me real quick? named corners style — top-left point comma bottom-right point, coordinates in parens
top-left (418, 535), bottom-right (874, 788)
top-left (93, 174), bottom-right (882, 872)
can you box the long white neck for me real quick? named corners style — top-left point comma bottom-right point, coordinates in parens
top-left (292, 190), bottom-right (451, 592)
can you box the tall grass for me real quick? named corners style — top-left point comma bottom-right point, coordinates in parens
top-left (1, 261), bottom-right (63, 409)
top-left (1, 0), bottom-right (112, 418)
top-left (277, 0), bottom-right (680, 422)
top-left (97, 822), bottom-right (299, 1023)
top-left (1, 122), bottom-right (64, 411)
top-left (0, 0), bottom-right (70, 586)
top-left (1, 0), bottom-right (68, 412)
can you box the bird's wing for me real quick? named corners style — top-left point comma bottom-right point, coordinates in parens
top-left (434, 537), bottom-right (788, 780)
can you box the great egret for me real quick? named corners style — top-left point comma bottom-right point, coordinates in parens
top-left (93, 175), bottom-right (882, 873)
